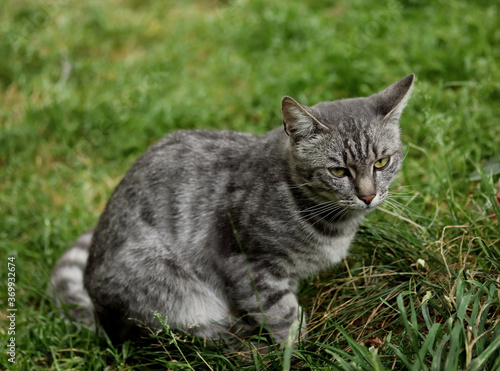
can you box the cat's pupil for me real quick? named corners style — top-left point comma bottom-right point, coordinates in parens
top-left (374, 157), bottom-right (390, 169)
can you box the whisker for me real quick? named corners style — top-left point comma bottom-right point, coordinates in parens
top-left (389, 184), bottom-right (415, 190)
top-left (377, 206), bottom-right (426, 233)
top-left (383, 199), bottom-right (411, 216)
top-left (309, 204), bottom-right (346, 227)
top-left (299, 200), bottom-right (338, 214)
top-left (385, 197), bottom-right (414, 212)
top-left (389, 189), bottom-right (415, 195)
top-left (389, 194), bottom-right (414, 199)
top-left (331, 207), bottom-right (350, 223)
top-left (302, 205), bottom-right (342, 222)
top-left (286, 182), bottom-right (313, 189)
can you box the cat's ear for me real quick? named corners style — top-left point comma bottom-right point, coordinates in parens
top-left (371, 74), bottom-right (415, 125)
top-left (282, 96), bottom-right (330, 143)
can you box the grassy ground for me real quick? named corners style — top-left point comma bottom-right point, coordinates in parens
top-left (1, 0), bottom-right (499, 369)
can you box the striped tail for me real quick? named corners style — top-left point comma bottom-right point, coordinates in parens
top-left (50, 230), bottom-right (95, 328)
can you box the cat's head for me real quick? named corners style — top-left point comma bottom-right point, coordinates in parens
top-left (282, 74), bottom-right (414, 214)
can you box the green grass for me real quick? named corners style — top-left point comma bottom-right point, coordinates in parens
top-left (1, 0), bottom-right (499, 369)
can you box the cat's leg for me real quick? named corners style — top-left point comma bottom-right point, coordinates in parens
top-left (174, 287), bottom-right (233, 339)
top-left (230, 268), bottom-right (307, 345)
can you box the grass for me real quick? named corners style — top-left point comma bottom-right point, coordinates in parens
top-left (1, 0), bottom-right (499, 369)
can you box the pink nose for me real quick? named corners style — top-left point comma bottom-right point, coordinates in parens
top-left (359, 194), bottom-right (376, 205)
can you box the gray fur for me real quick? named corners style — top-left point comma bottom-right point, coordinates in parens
top-left (50, 74), bottom-right (414, 344)
top-left (50, 230), bottom-right (95, 328)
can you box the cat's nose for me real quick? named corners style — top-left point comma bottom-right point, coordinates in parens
top-left (359, 194), bottom-right (376, 205)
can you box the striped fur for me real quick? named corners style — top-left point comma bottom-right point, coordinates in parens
top-left (50, 75), bottom-right (414, 345)
top-left (50, 230), bottom-right (95, 328)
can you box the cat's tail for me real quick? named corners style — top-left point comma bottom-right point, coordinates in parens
top-left (50, 230), bottom-right (95, 328)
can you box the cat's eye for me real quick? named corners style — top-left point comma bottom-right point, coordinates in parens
top-left (330, 167), bottom-right (348, 177)
top-left (374, 157), bottom-right (390, 169)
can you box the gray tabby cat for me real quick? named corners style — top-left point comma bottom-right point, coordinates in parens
top-left (51, 74), bottom-right (414, 346)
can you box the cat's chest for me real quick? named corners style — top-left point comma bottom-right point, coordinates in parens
top-left (293, 234), bottom-right (355, 279)
top-left (268, 210), bottom-right (365, 279)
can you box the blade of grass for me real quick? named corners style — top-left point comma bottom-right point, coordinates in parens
top-left (282, 320), bottom-right (300, 371)
top-left (468, 333), bottom-right (500, 371)
top-left (443, 321), bottom-right (462, 371)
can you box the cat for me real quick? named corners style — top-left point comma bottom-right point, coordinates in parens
top-left (50, 74), bottom-right (414, 347)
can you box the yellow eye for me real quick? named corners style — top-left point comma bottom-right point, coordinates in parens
top-left (330, 167), bottom-right (347, 177)
top-left (374, 157), bottom-right (389, 169)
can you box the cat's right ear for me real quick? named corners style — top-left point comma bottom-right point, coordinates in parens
top-left (282, 96), bottom-right (329, 143)
top-left (372, 74), bottom-right (415, 125)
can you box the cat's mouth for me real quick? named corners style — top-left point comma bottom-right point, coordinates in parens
top-left (337, 195), bottom-right (381, 211)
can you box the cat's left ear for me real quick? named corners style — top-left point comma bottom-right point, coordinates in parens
top-left (282, 96), bottom-right (330, 143)
top-left (371, 73), bottom-right (415, 125)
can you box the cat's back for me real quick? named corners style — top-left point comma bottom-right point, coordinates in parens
top-left (87, 129), bottom-right (273, 260)
top-left (124, 127), bottom-right (282, 197)
top-left (109, 128), bottom-right (264, 207)
top-left (143, 129), bottom-right (261, 165)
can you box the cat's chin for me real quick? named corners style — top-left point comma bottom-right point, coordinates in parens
top-left (344, 202), bottom-right (379, 215)
top-left (349, 207), bottom-right (373, 216)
